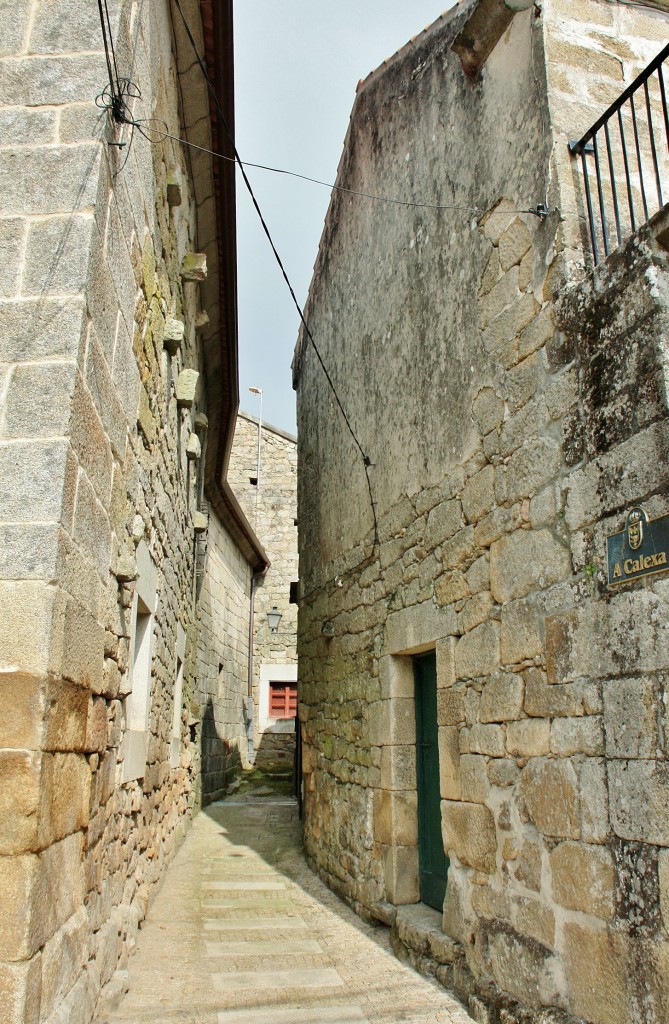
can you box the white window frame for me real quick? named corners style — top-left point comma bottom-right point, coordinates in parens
top-left (122, 541), bottom-right (158, 782)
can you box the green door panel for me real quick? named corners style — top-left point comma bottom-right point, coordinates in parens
top-left (414, 651), bottom-right (449, 911)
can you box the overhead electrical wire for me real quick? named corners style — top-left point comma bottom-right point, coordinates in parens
top-left (95, 0), bottom-right (553, 558)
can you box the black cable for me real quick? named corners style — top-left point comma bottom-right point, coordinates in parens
top-left (170, 0), bottom-right (380, 546)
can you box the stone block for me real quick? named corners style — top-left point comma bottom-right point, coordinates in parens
top-left (43, 677), bottom-right (89, 752)
top-left (194, 310), bottom-right (209, 330)
top-left (0, 672), bottom-right (44, 750)
top-left (550, 842), bottom-right (615, 919)
top-left (513, 838), bottom-right (542, 892)
top-left (434, 569), bottom-right (470, 606)
top-left (0, 55), bottom-right (103, 107)
top-left (498, 218), bottom-right (532, 272)
top-left (163, 317), bottom-right (184, 355)
top-left (460, 754), bottom-right (489, 803)
top-left (0, 852), bottom-right (37, 960)
top-left (441, 801), bottom-right (496, 873)
top-left (603, 676), bottom-right (659, 758)
top-left (481, 293), bottom-right (540, 367)
top-left (441, 525), bottom-right (475, 568)
top-left (0, 954), bottom-right (42, 1024)
top-left (380, 745), bottom-right (416, 791)
top-left (374, 790), bottom-right (417, 846)
top-left (518, 757), bottom-right (580, 839)
top-left (186, 432), bottom-right (201, 461)
top-left (461, 465), bottom-right (494, 524)
top-left (69, 377), bottom-right (114, 506)
top-left (176, 368), bottom-right (199, 407)
top-left (0, 583), bottom-right (60, 678)
top-left (490, 529), bottom-right (570, 603)
top-left (0, 217), bottom-right (25, 298)
top-left (0, 750), bottom-right (39, 856)
top-left (381, 843), bottom-right (417, 901)
top-left (659, 849), bottom-right (669, 933)
top-left (54, 597), bottom-right (105, 693)
top-left (506, 438), bottom-right (562, 503)
top-left (455, 621), bottom-right (500, 680)
top-left (524, 671), bottom-right (583, 718)
top-left (479, 671), bottom-right (524, 723)
top-left (511, 894), bottom-right (555, 947)
top-left (0, 439), bottom-right (70, 523)
top-left (32, 833), bottom-right (85, 950)
top-left (435, 636), bottom-right (456, 689)
top-left (437, 686), bottom-right (465, 726)
top-left (472, 388), bottom-right (504, 436)
top-left (500, 598), bottom-right (542, 665)
top-left (486, 923), bottom-right (553, 1009)
top-left (442, 864), bottom-right (473, 943)
top-left (551, 716), bottom-right (604, 756)
top-left (457, 591), bottom-right (493, 635)
top-left (562, 922), bottom-right (629, 1024)
top-left (479, 266), bottom-right (520, 331)
top-left (439, 727), bottom-right (461, 800)
top-left (22, 214), bottom-right (95, 296)
top-left (506, 719), bottom-right (550, 757)
top-left (487, 758), bottom-right (519, 787)
top-left (166, 172), bottom-right (182, 207)
top-left (580, 757), bottom-right (609, 844)
top-left (0, 147), bottom-right (99, 217)
top-left (38, 753), bottom-right (90, 849)
top-left (425, 499), bottom-right (463, 550)
top-left (518, 305), bottom-right (554, 359)
top-left (384, 601), bottom-right (456, 656)
top-left (505, 352), bottom-right (540, 413)
top-left (609, 760), bottom-right (669, 846)
top-left (39, 908), bottom-right (88, 1021)
top-left (0, 298), bottom-right (86, 364)
top-left (377, 657), bottom-right (412, 703)
top-left (369, 698), bottom-right (415, 746)
top-left (467, 726), bottom-right (504, 762)
top-left (180, 253), bottom-right (207, 280)
top-left (466, 556), bottom-right (489, 595)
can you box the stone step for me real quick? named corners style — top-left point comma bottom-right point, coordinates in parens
top-left (217, 1004), bottom-right (368, 1024)
top-left (204, 917), bottom-right (305, 931)
top-left (212, 968), bottom-right (343, 991)
top-left (203, 880), bottom-right (287, 891)
top-left (201, 900), bottom-right (296, 913)
top-left (206, 939), bottom-right (321, 956)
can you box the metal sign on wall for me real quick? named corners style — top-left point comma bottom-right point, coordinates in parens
top-left (607, 506), bottom-right (669, 587)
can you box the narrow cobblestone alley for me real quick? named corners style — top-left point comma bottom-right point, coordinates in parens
top-left (102, 789), bottom-right (474, 1024)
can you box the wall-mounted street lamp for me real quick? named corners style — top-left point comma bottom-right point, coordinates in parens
top-left (248, 386), bottom-right (263, 489)
top-left (267, 606), bottom-right (282, 633)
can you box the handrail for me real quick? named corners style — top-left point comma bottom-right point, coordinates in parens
top-left (569, 42), bottom-right (669, 265)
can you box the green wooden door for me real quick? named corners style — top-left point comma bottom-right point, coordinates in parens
top-left (414, 651), bottom-right (449, 911)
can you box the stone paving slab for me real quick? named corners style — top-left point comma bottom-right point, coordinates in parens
top-left (102, 794), bottom-right (474, 1024)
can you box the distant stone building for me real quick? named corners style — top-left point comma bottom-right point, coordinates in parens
top-left (294, 1), bottom-right (669, 1023)
top-left (0, 2), bottom-right (267, 1022)
top-left (228, 412), bottom-right (298, 764)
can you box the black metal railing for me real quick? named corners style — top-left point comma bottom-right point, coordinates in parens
top-left (570, 41), bottom-right (669, 266)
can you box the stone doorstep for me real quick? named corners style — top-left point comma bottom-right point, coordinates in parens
top-left (391, 903), bottom-right (459, 965)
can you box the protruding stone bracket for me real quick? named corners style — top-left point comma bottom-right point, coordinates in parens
top-left (194, 310), bottom-right (210, 331)
top-left (176, 368), bottom-right (199, 407)
top-left (452, 0), bottom-right (533, 78)
top-left (180, 253), bottom-right (207, 281)
top-left (193, 510), bottom-right (208, 533)
top-left (186, 432), bottom-right (201, 461)
top-left (166, 171), bottom-right (183, 207)
top-left (164, 317), bottom-right (185, 356)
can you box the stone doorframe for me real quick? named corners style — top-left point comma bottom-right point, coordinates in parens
top-left (373, 601), bottom-right (456, 906)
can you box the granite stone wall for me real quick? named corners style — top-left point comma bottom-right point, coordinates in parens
top-left (228, 413), bottom-right (298, 764)
top-left (0, 2), bottom-right (250, 1021)
top-left (294, 2), bottom-right (669, 1022)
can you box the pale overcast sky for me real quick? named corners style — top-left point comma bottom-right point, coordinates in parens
top-left (234, 2), bottom-right (455, 434)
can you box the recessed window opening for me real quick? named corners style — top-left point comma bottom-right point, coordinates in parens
top-left (289, 581), bottom-right (299, 605)
top-left (249, 476), bottom-right (258, 486)
top-left (127, 596), bottom-right (152, 732)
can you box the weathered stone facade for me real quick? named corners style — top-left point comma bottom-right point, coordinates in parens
top-left (294, 2), bottom-right (669, 1022)
top-left (0, 2), bottom-right (265, 1022)
top-left (228, 412), bottom-right (298, 764)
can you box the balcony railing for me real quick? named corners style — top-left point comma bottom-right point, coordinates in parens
top-left (569, 41), bottom-right (669, 266)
